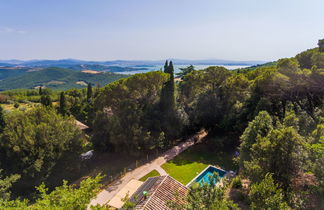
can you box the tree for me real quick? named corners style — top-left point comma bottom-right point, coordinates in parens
top-left (244, 126), bottom-right (304, 188)
top-left (0, 106), bottom-right (5, 133)
top-left (87, 83), bottom-right (93, 101)
top-left (39, 86), bottom-right (43, 95)
top-left (59, 92), bottom-right (67, 116)
top-left (92, 71), bottom-right (169, 153)
top-left (159, 61), bottom-right (184, 141)
top-left (40, 95), bottom-right (52, 107)
top-left (239, 111), bottom-right (273, 171)
top-left (0, 170), bottom-right (20, 201)
top-left (311, 50), bottom-right (324, 68)
top-left (319, 39), bottom-right (324, 52)
top-left (178, 66), bottom-right (233, 132)
top-left (296, 48), bottom-right (317, 69)
top-left (160, 60), bottom-right (175, 113)
top-left (186, 173), bottom-right (238, 210)
top-left (34, 174), bottom-right (102, 209)
top-left (0, 107), bottom-right (83, 180)
top-left (0, 175), bottom-right (104, 209)
top-left (13, 103), bottom-right (19, 109)
top-left (249, 173), bottom-right (289, 210)
top-left (176, 65), bottom-right (195, 79)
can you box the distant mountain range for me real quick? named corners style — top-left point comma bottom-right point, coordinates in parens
top-left (0, 58), bottom-right (265, 68)
top-left (0, 59), bottom-right (266, 91)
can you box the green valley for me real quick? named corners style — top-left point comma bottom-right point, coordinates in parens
top-left (0, 67), bottom-right (127, 91)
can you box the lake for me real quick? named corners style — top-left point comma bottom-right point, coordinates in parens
top-left (116, 64), bottom-right (250, 75)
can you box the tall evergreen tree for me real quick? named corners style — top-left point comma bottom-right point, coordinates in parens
top-left (160, 60), bottom-right (175, 113)
top-left (87, 83), bottom-right (93, 101)
top-left (168, 61), bottom-right (175, 110)
top-left (59, 92), bottom-right (67, 116)
top-left (164, 60), bottom-right (169, 73)
top-left (168, 61), bottom-right (175, 82)
top-left (39, 87), bottom-right (43, 95)
top-left (159, 60), bottom-right (180, 142)
top-left (0, 106), bottom-right (5, 133)
top-left (176, 65), bottom-right (195, 78)
top-left (319, 39), bottom-right (324, 53)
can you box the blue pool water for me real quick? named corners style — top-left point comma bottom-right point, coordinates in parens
top-left (196, 166), bottom-right (227, 185)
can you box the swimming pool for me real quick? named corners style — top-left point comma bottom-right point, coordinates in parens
top-left (187, 165), bottom-right (227, 186)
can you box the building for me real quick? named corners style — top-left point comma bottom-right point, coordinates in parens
top-left (126, 176), bottom-right (188, 210)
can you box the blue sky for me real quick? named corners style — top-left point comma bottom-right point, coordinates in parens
top-left (0, 0), bottom-right (323, 61)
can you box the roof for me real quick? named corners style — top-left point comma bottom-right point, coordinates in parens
top-left (128, 176), bottom-right (188, 210)
top-left (75, 120), bottom-right (89, 130)
top-left (108, 179), bottom-right (143, 209)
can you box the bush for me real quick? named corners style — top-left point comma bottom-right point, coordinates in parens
top-left (231, 176), bottom-right (242, 189)
top-left (249, 174), bottom-right (289, 209)
top-left (13, 103), bottom-right (19, 108)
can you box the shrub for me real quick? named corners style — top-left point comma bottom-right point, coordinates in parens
top-left (232, 176), bottom-right (242, 189)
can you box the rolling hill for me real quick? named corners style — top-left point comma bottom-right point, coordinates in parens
top-left (0, 67), bottom-right (128, 90)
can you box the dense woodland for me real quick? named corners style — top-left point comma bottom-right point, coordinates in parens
top-left (0, 43), bottom-right (323, 209)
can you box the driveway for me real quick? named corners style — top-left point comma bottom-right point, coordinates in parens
top-left (88, 130), bottom-right (207, 208)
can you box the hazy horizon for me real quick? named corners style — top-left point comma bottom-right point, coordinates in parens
top-left (1, 0), bottom-right (323, 61)
top-left (0, 58), bottom-right (266, 63)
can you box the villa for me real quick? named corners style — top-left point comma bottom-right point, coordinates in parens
top-left (127, 175), bottom-right (188, 210)
top-left (107, 165), bottom-right (233, 209)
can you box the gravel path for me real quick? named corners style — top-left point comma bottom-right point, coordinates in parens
top-left (88, 130), bottom-right (207, 208)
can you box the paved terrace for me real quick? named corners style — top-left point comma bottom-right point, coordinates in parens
top-left (89, 130), bottom-right (207, 208)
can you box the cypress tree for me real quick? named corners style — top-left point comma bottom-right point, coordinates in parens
top-left (160, 60), bottom-right (175, 112)
top-left (39, 86), bottom-right (43, 95)
top-left (87, 83), bottom-right (93, 101)
top-left (319, 39), bottom-right (324, 53)
top-left (0, 105), bottom-right (5, 132)
top-left (168, 61), bottom-right (175, 85)
top-left (159, 60), bottom-right (178, 142)
top-left (59, 92), bottom-right (67, 116)
top-left (164, 60), bottom-right (169, 73)
top-left (165, 61), bottom-right (175, 109)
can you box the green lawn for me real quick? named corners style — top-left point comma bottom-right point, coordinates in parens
top-left (139, 170), bottom-right (161, 181)
top-left (161, 140), bottom-right (237, 185)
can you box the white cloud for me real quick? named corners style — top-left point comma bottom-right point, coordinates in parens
top-left (0, 27), bottom-right (27, 34)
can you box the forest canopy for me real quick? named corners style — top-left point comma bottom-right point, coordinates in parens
top-left (0, 43), bottom-right (323, 209)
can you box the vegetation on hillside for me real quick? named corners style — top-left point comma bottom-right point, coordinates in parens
top-left (92, 64), bottom-right (184, 154)
top-left (0, 67), bottom-right (127, 91)
top-left (0, 42), bottom-right (323, 209)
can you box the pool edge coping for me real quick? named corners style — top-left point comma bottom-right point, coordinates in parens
top-left (185, 165), bottom-right (227, 187)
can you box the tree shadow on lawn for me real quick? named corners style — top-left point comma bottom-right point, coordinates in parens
top-left (168, 140), bottom-right (238, 171)
top-left (47, 151), bottom-right (151, 189)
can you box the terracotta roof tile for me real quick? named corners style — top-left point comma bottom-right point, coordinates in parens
top-left (129, 176), bottom-right (188, 210)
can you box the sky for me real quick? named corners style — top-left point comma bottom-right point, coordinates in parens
top-left (0, 0), bottom-right (323, 61)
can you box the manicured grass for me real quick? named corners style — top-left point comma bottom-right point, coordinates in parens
top-left (162, 161), bottom-right (208, 185)
top-left (139, 170), bottom-right (161, 181)
top-left (161, 140), bottom-right (237, 185)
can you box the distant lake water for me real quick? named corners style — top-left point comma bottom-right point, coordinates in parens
top-left (117, 64), bottom-right (250, 75)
